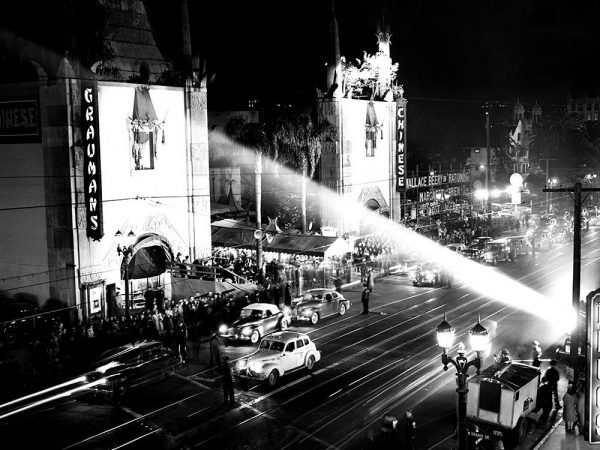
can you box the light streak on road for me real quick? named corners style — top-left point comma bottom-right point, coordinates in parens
top-left (0, 375), bottom-right (87, 410)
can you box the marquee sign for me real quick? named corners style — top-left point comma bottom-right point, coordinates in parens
top-left (82, 80), bottom-right (104, 240)
top-left (406, 172), bottom-right (470, 189)
top-left (0, 99), bottom-right (40, 142)
top-left (395, 99), bottom-right (406, 191)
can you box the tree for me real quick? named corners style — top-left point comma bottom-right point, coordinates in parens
top-left (225, 116), bottom-right (280, 268)
top-left (531, 112), bottom-right (590, 168)
top-left (276, 113), bottom-right (336, 233)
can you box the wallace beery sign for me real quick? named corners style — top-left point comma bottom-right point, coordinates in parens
top-left (0, 99), bottom-right (40, 142)
top-left (82, 80), bottom-right (104, 240)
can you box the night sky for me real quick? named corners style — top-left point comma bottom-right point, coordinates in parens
top-left (146, 0), bottom-right (600, 109)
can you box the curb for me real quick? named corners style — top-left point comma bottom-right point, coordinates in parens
top-left (531, 416), bottom-right (563, 449)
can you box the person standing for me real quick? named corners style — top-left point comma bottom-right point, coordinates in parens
top-left (209, 331), bottom-right (224, 367)
top-left (544, 360), bottom-right (561, 409)
top-left (534, 377), bottom-right (553, 421)
top-left (400, 409), bottom-right (416, 450)
top-left (563, 384), bottom-right (578, 433)
top-left (174, 320), bottom-right (188, 364)
top-left (220, 356), bottom-right (235, 408)
top-left (576, 383), bottom-right (586, 435)
top-left (532, 340), bottom-right (542, 368)
top-left (361, 287), bottom-right (371, 315)
top-left (366, 268), bottom-right (374, 291)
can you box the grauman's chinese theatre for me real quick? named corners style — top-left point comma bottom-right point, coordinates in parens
top-left (0, 62), bottom-right (211, 320)
top-left (318, 14), bottom-right (404, 235)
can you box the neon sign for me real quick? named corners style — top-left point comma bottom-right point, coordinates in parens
top-left (396, 100), bottom-right (406, 191)
top-left (82, 80), bottom-right (104, 241)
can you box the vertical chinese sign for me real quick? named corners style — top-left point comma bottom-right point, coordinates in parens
top-left (396, 97), bottom-right (406, 192)
top-left (82, 80), bottom-right (104, 240)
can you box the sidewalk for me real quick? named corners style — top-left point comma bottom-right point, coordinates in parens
top-left (533, 413), bottom-right (592, 450)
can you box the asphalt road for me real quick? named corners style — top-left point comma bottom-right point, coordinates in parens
top-left (2, 229), bottom-right (600, 450)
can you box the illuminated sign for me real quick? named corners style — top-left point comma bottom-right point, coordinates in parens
top-left (588, 291), bottom-right (600, 443)
top-left (81, 80), bottom-right (104, 241)
top-left (395, 100), bottom-right (406, 191)
top-left (0, 99), bottom-right (40, 141)
top-left (406, 172), bottom-right (470, 189)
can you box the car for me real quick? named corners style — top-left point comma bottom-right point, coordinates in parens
top-left (86, 340), bottom-right (182, 398)
top-left (219, 303), bottom-right (291, 344)
top-left (292, 288), bottom-right (351, 325)
top-left (233, 331), bottom-right (321, 387)
top-left (529, 227), bottom-right (553, 251)
top-left (0, 302), bottom-right (40, 346)
top-left (469, 236), bottom-right (493, 252)
top-left (551, 225), bottom-right (572, 243)
top-left (446, 243), bottom-right (467, 252)
top-left (482, 240), bottom-right (512, 265)
top-left (460, 248), bottom-right (482, 262)
top-left (503, 236), bottom-right (530, 258)
top-left (411, 262), bottom-right (450, 287)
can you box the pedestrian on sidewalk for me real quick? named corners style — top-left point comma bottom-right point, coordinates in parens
top-left (175, 319), bottom-right (188, 364)
top-left (576, 383), bottom-right (586, 435)
top-left (544, 360), bottom-right (561, 409)
top-left (532, 340), bottom-right (542, 368)
top-left (361, 287), bottom-right (371, 315)
top-left (534, 377), bottom-right (553, 421)
top-left (220, 356), bottom-right (235, 408)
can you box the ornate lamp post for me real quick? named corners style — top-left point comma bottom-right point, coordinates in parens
top-left (116, 230), bottom-right (136, 322)
top-left (547, 177), bottom-right (558, 213)
top-left (436, 313), bottom-right (489, 450)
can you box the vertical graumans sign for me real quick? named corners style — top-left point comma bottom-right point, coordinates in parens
top-left (395, 98), bottom-right (407, 191)
top-left (82, 80), bottom-right (104, 240)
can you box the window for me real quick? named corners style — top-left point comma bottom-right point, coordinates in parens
top-left (296, 339), bottom-right (305, 348)
top-left (265, 310), bottom-right (272, 317)
top-left (303, 338), bottom-right (309, 346)
top-left (285, 342), bottom-right (295, 352)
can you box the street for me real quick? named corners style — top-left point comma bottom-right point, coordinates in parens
top-left (2, 229), bottom-right (598, 449)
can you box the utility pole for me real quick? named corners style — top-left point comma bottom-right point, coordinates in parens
top-left (544, 182), bottom-right (600, 384)
top-left (485, 110), bottom-right (492, 231)
top-left (539, 158), bottom-right (556, 212)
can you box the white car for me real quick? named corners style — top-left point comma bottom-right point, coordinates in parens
top-left (233, 331), bottom-right (321, 387)
top-left (219, 303), bottom-right (291, 344)
top-left (446, 243), bottom-right (467, 252)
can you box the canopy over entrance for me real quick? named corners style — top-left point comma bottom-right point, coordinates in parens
top-left (170, 278), bottom-right (258, 301)
top-left (124, 233), bottom-right (173, 279)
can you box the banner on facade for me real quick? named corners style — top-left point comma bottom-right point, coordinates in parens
top-left (395, 99), bottom-right (406, 191)
top-left (81, 80), bottom-right (104, 240)
top-left (0, 99), bottom-right (40, 142)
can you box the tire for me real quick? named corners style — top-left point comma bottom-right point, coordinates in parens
top-left (267, 369), bottom-right (279, 387)
top-left (412, 281), bottom-right (419, 286)
top-left (250, 329), bottom-right (260, 344)
top-left (310, 312), bottom-right (319, 325)
top-left (514, 418), bottom-right (528, 443)
top-left (5, 331), bottom-right (17, 346)
top-left (279, 318), bottom-right (288, 331)
top-left (306, 355), bottom-right (315, 371)
top-left (162, 365), bottom-right (176, 378)
top-left (339, 304), bottom-right (347, 316)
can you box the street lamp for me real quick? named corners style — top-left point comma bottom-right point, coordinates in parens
top-left (436, 313), bottom-right (489, 450)
top-left (547, 178), bottom-right (558, 213)
top-left (116, 229), bottom-right (136, 321)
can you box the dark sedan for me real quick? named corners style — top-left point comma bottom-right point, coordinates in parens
top-left (219, 303), bottom-right (291, 344)
top-left (86, 340), bottom-right (182, 398)
top-left (292, 289), bottom-right (351, 325)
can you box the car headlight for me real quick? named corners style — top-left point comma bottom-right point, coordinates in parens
top-left (242, 327), bottom-right (253, 336)
top-left (236, 359), bottom-right (247, 369)
top-left (218, 324), bottom-right (228, 334)
top-left (248, 361), bottom-right (263, 372)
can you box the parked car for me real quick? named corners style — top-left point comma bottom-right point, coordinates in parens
top-left (482, 240), bottom-right (512, 265)
top-left (530, 227), bottom-right (553, 251)
top-left (86, 340), bottom-right (182, 398)
top-left (233, 331), bottom-right (321, 387)
top-left (0, 302), bottom-right (40, 346)
top-left (292, 289), bottom-right (351, 325)
top-left (551, 225), bottom-right (572, 243)
top-left (220, 303), bottom-right (291, 344)
top-left (446, 243), bottom-right (467, 252)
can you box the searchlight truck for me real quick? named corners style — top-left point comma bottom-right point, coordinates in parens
top-left (466, 362), bottom-right (540, 448)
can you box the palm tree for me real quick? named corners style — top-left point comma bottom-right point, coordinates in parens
top-left (225, 116), bottom-right (279, 268)
top-left (531, 112), bottom-right (590, 167)
top-left (276, 114), bottom-right (336, 233)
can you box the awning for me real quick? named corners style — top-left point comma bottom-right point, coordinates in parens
top-left (264, 234), bottom-right (349, 257)
top-left (123, 233), bottom-right (173, 280)
top-left (210, 219), bottom-right (264, 249)
top-left (170, 278), bottom-right (258, 301)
